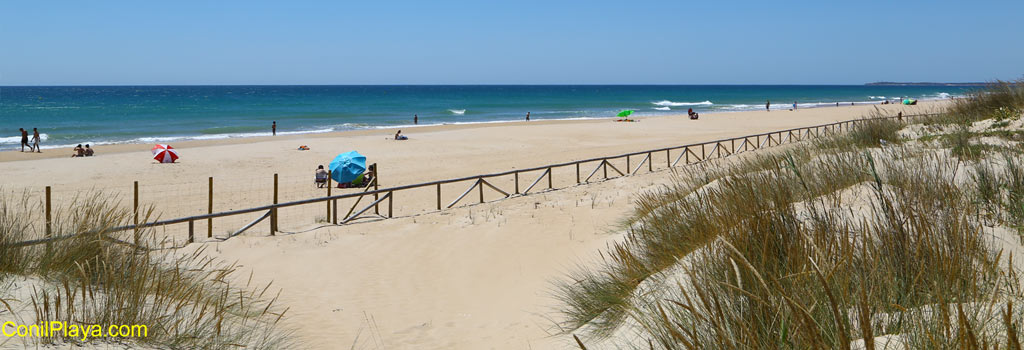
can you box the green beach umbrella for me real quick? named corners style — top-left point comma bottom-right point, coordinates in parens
top-left (617, 110), bottom-right (634, 118)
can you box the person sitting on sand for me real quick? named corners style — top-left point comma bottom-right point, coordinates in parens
top-left (336, 165), bottom-right (376, 189)
top-left (71, 144), bottom-right (84, 157)
top-left (364, 164), bottom-right (376, 185)
top-left (687, 108), bottom-right (699, 120)
top-left (394, 130), bottom-right (408, 140)
top-left (315, 165), bottom-right (329, 188)
top-left (84, 144), bottom-right (95, 156)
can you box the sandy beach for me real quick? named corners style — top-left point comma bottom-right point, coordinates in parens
top-left (1, 102), bottom-right (945, 349)
top-left (0, 103), bottom-right (941, 185)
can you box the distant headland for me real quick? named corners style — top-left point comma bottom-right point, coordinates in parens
top-left (866, 82), bottom-right (990, 86)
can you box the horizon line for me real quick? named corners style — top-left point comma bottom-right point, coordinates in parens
top-left (0, 82), bottom-right (992, 88)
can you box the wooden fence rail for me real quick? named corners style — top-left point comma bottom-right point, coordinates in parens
top-left (20, 113), bottom-right (936, 247)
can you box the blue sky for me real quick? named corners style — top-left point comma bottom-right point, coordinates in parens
top-left (1, 1), bottom-right (1021, 85)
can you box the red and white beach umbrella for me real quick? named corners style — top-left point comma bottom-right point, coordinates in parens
top-left (151, 144), bottom-right (179, 163)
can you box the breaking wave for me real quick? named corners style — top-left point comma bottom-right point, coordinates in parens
top-left (651, 100), bottom-right (713, 107)
top-left (0, 134), bottom-right (49, 145)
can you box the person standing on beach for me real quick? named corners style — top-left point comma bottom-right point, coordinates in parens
top-left (793, 101), bottom-right (797, 110)
top-left (766, 100), bottom-right (770, 112)
top-left (414, 114), bottom-right (418, 125)
top-left (526, 112), bottom-right (530, 121)
top-left (272, 121), bottom-right (277, 136)
top-left (19, 128), bottom-right (30, 152)
top-left (31, 128), bottom-right (41, 152)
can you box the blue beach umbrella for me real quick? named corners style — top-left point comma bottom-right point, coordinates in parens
top-left (329, 151), bottom-right (367, 183)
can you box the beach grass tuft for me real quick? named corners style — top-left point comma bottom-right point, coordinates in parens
top-left (0, 192), bottom-right (294, 349)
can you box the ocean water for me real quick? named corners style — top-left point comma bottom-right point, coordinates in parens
top-left (0, 85), bottom-right (976, 151)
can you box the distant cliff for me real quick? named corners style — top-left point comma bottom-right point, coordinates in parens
top-left (866, 82), bottom-right (989, 86)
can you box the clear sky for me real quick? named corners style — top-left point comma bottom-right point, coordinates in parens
top-left (1, 1), bottom-right (1021, 85)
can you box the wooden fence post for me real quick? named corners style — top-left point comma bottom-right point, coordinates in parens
top-left (648, 152), bottom-right (653, 172)
top-left (666, 149), bottom-right (671, 167)
top-left (575, 163), bottom-right (580, 184)
top-left (132, 181), bottom-right (138, 246)
top-left (626, 155), bottom-right (630, 172)
top-left (515, 171), bottom-right (520, 194)
top-left (208, 177), bottom-right (213, 238)
top-left (388, 191), bottom-right (393, 218)
top-left (436, 183), bottom-right (442, 210)
top-left (327, 177), bottom-right (332, 222)
top-left (271, 173), bottom-right (278, 235)
top-left (188, 220), bottom-right (194, 243)
top-left (603, 160), bottom-right (608, 179)
top-left (132, 181), bottom-right (138, 227)
top-left (374, 164), bottom-right (380, 215)
top-left (478, 178), bottom-right (484, 203)
top-left (45, 186), bottom-right (52, 237)
top-left (548, 167), bottom-right (553, 189)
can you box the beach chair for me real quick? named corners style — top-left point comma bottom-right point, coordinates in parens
top-left (315, 172), bottom-right (329, 188)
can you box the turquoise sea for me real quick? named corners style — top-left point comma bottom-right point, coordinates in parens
top-left (0, 85), bottom-right (976, 151)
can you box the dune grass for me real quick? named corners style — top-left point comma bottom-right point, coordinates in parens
top-left (942, 80), bottom-right (1024, 125)
top-left (556, 81), bottom-right (1024, 348)
top-left (0, 192), bottom-right (294, 349)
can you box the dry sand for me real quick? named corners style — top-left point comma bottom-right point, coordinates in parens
top-left (0, 102), bottom-right (946, 349)
top-left (0, 103), bottom-right (941, 195)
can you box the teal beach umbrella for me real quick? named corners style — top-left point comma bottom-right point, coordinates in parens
top-left (329, 151), bottom-right (367, 183)
top-left (617, 110), bottom-right (634, 117)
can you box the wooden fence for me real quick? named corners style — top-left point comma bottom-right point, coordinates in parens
top-left (14, 113), bottom-right (936, 248)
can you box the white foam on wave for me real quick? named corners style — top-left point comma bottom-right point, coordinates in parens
top-left (652, 100), bottom-right (713, 107)
top-left (449, 109), bottom-right (466, 115)
top-left (28, 106), bottom-right (81, 110)
top-left (441, 116), bottom-right (607, 125)
top-left (720, 104), bottom-right (752, 110)
top-left (0, 134), bottom-right (49, 145)
top-left (5, 129), bottom-right (337, 151)
top-left (134, 128), bottom-right (337, 143)
top-left (869, 96), bottom-right (887, 99)
top-left (653, 107), bottom-right (671, 111)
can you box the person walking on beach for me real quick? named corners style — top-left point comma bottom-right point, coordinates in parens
top-left (31, 128), bottom-right (41, 152)
top-left (18, 127), bottom-right (29, 151)
top-left (793, 101), bottom-right (797, 110)
top-left (414, 114), bottom-right (418, 125)
top-left (272, 121), bottom-right (277, 136)
top-left (766, 100), bottom-right (770, 112)
top-left (526, 112), bottom-right (530, 121)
